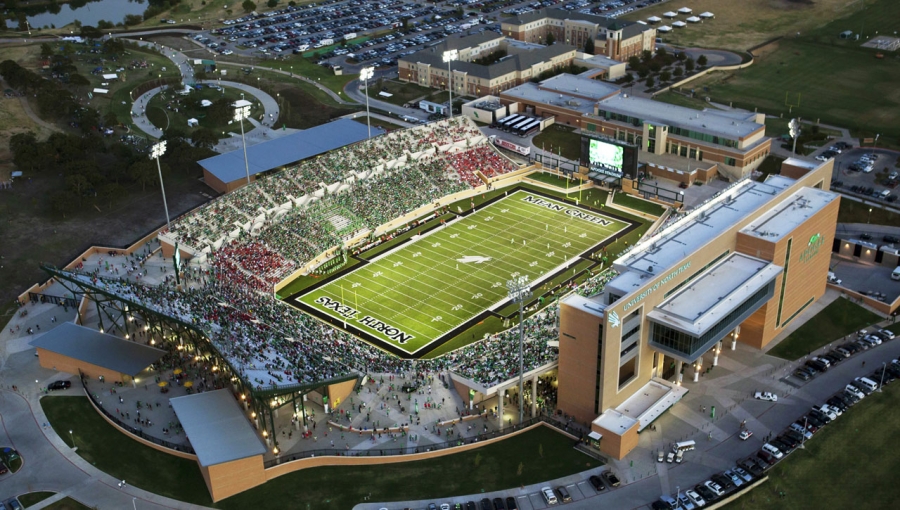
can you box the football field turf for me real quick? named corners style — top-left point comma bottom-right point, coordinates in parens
top-left (296, 190), bottom-right (629, 356)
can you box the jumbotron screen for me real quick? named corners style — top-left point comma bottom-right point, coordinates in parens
top-left (580, 136), bottom-right (638, 179)
top-left (589, 139), bottom-right (624, 172)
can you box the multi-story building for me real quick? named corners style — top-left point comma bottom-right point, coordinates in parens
top-left (501, 8), bottom-right (656, 61)
top-left (557, 159), bottom-right (838, 459)
top-left (398, 32), bottom-right (577, 97)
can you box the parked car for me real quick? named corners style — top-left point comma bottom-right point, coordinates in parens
top-left (677, 492), bottom-right (696, 510)
top-left (739, 458), bottom-right (764, 476)
top-left (754, 391), bottom-right (778, 402)
top-left (757, 449), bottom-right (777, 465)
top-left (48, 380), bottom-right (71, 391)
top-left (793, 369), bottom-right (811, 381)
top-left (724, 470), bottom-right (744, 487)
top-left (704, 480), bottom-right (725, 497)
top-left (685, 488), bottom-right (707, 507)
top-left (732, 466), bottom-right (753, 482)
top-left (711, 473), bottom-right (734, 490)
top-left (492, 497), bottom-right (505, 510)
top-left (505, 497), bottom-right (517, 510)
top-left (602, 471), bottom-right (621, 487)
top-left (589, 475), bottom-right (606, 492)
top-left (694, 484), bottom-right (717, 502)
top-left (789, 422), bottom-right (814, 439)
top-left (556, 486), bottom-right (572, 503)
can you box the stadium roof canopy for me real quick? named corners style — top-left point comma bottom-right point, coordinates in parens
top-left (170, 389), bottom-right (267, 466)
top-left (30, 322), bottom-right (165, 376)
top-left (198, 118), bottom-right (382, 185)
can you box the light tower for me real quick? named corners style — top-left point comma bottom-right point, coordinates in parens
top-left (360, 66), bottom-right (375, 138)
top-left (789, 117), bottom-right (801, 155)
top-left (149, 141), bottom-right (171, 231)
top-left (442, 49), bottom-right (459, 118)
top-left (507, 275), bottom-right (532, 425)
top-left (234, 96), bottom-right (252, 185)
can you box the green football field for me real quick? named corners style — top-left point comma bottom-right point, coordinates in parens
top-left (297, 190), bottom-right (629, 355)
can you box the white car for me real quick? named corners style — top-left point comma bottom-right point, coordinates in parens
top-left (733, 466), bottom-right (753, 482)
top-left (704, 480), bottom-right (724, 497)
top-left (762, 443), bottom-right (784, 459)
top-left (790, 422), bottom-right (813, 439)
top-left (685, 488), bottom-right (706, 507)
top-left (677, 493), bottom-right (696, 510)
top-left (724, 470), bottom-right (744, 487)
top-left (754, 391), bottom-right (778, 402)
top-left (845, 384), bottom-right (865, 400)
top-left (739, 429), bottom-right (753, 441)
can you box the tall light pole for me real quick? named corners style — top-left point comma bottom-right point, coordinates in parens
top-left (150, 141), bottom-right (171, 232)
top-left (234, 96), bottom-right (252, 185)
top-left (442, 49), bottom-right (458, 118)
top-left (878, 361), bottom-right (886, 392)
top-left (872, 133), bottom-right (880, 159)
top-left (69, 429), bottom-right (75, 449)
top-left (789, 118), bottom-right (801, 155)
top-left (360, 66), bottom-right (375, 139)
top-left (507, 275), bottom-right (531, 425)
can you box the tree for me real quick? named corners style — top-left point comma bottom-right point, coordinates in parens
top-left (103, 38), bottom-right (125, 55)
top-left (637, 68), bottom-right (649, 79)
top-left (657, 47), bottom-right (667, 59)
top-left (50, 190), bottom-right (78, 218)
top-left (208, 98), bottom-right (235, 126)
top-left (623, 73), bottom-right (633, 83)
top-left (628, 56), bottom-right (640, 69)
top-left (191, 128), bottom-right (219, 150)
top-left (124, 14), bottom-right (143, 26)
top-left (685, 57), bottom-right (695, 71)
top-left (660, 70), bottom-right (671, 82)
top-left (673, 67), bottom-right (684, 77)
top-left (649, 62), bottom-right (661, 73)
top-left (129, 160), bottom-right (158, 191)
top-left (641, 50), bottom-right (652, 62)
top-left (675, 51), bottom-right (686, 61)
top-left (40, 43), bottom-right (54, 59)
top-left (97, 183), bottom-right (126, 209)
top-left (80, 25), bottom-right (102, 40)
top-left (584, 38), bottom-right (595, 54)
top-left (546, 32), bottom-right (555, 45)
top-left (697, 54), bottom-right (708, 67)
top-left (68, 73), bottom-right (90, 87)
top-left (242, 0), bottom-right (257, 12)
top-left (645, 76), bottom-right (655, 87)
top-left (267, 0), bottom-right (278, 7)
top-left (65, 174), bottom-right (91, 203)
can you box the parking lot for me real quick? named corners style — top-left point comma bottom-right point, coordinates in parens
top-left (829, 147), bottom-right (900, 203)
top-left (195, 0), bottom-right (665, 74)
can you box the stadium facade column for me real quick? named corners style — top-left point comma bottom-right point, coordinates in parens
top-left (531, 376), bottom-right (538, 418)
top-left (497, 387), bottom-right (504, 429)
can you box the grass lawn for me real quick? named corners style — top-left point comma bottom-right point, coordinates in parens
top-left (722, 378), bottom-right (900, 510)
top-left (528, 171), bottom-right (584, 190)
top-left (837, 197), bottom-right (900, 226)
top-left (145, 86), bottom-right (257, 134)
top-left (41, 396), bottom-right (213, 506)
top-left (612, 192), bottom-right (667, 216)
top-left (258, 57), bottom-right (358, 97)
top-left (216, 425), bottom-right (599, 510)
top-left (42, 396), bottom-right (598, 510)
top-left (532, 125), bottom-right (581, 161)
top-left (767, 297), bottom-right (882, 360)
top-left (685, 0), bottom-right (900, 144)
top-left (42, 498), bottom-right (92, 510)
top-left (274, 82), bottom-right (359, 130)
top-left (8, 456), bottom-right (22, 472)
top-left (296, 190), bottom-right (629, 356)
top-left (622, 0), bottom-right (872, 51)
top-left (17, 492), bottom-right (55, 507)
top-left (369, 79), bottom-right (434, 106)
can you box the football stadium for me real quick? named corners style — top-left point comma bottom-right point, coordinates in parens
top-left (17, 112), bottom-right (842, 504)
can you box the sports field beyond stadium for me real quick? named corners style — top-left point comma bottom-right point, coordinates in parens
top-left (296, 190), bottom-right (629, 356)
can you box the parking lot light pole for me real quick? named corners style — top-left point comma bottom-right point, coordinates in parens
top-left (507, 275), bottom-right (531, 425)
top-left (872, 133), bottom-right (880, 159)
top-left (442, 49), bottom-right (458, 118)
top-left (800, 416), bottom-right (808, 449)
top-left (150, 141), bottom-right (171, 232)
top-left (868, 207), bottom-right (873, 223)
top-left (879, 361), bottom-right (886, 392)
top-left (360, 66), bottom-right (375, 139)
top-left (234, 98), bottom-right (252, 185)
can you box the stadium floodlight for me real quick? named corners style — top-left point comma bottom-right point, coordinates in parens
top-left (149, 141), bottom-right (171, 232)
top-left (234, 97), bottom-right (253, 185)
top-left (507, 275), bottom-right (531, 426)
top-left (442, 49), bottom-right (459, 118)
top-left (360, 66), bottom-right (375, 139)
top-left (788, 118), bottom-right (801, 155)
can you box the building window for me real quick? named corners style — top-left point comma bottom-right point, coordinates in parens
top-left (680, 146), bottom-right (688, 157)
top-left (724, 157), bottom-right (737, 166)
top-left (776, 238), bottom-right (793, 326)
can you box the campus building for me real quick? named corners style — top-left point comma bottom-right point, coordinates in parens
top-left (497, 74), bottom-right (771, 181)
top-left (398, 32), bottom-right (577, 97)
top-left (500, 8), bottom-right (656, 61)
top-left (557, 158), bottom-right (838, 459)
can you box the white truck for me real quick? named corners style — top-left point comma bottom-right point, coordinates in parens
top-left (314, 38), bottom-right (334, 48)
top-left (343, 32), bottom-right (357, 41)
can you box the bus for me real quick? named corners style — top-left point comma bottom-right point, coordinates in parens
top-left (499, 114), bottom-right (524, 130)
top-left (508, 117), bottom-right (532, 133)
top-left (515, 119), bottom-right (541, 137)
top-left (493, 114), bottom-right (517, 129)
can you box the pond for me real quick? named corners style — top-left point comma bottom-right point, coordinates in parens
top-left (9, 0), bottom-right (148, 30)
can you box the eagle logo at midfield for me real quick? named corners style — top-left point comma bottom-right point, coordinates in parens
top-left (456, 255), bottom-right (492, 264)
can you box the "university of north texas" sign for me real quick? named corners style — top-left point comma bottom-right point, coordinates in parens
top-left (799, 233), bottom-right (825, 263)
top-left (313, 296), bottom-right (415, 344)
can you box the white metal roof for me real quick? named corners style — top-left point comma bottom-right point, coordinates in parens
top-left (648, 253), bottom-right (782, 336)
top-left (740, 186), bottom-right (838, 242)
